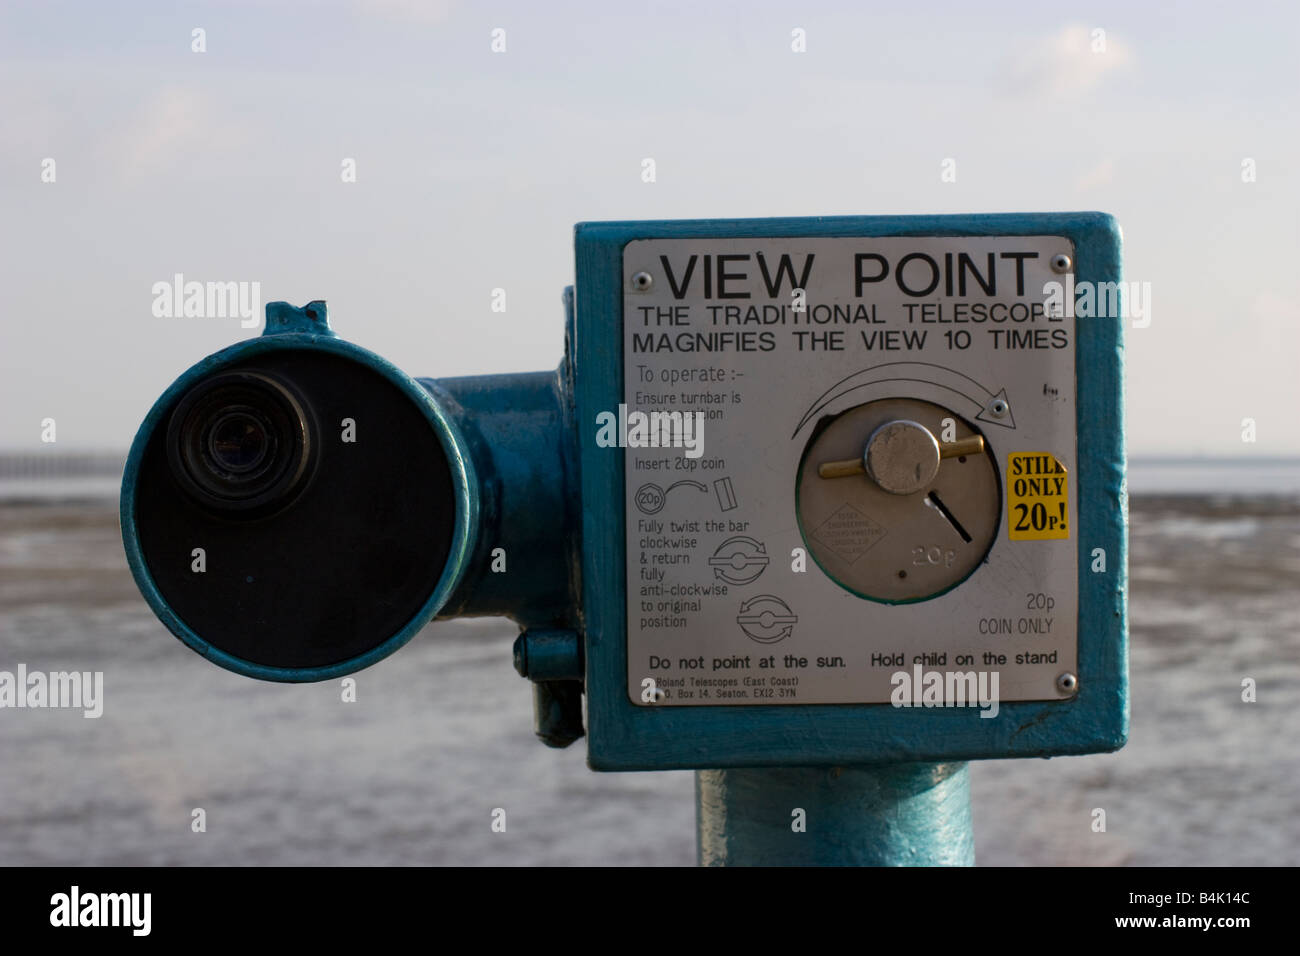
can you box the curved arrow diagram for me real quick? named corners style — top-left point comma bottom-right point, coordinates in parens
top-left (736, 595), bottom-right (797, 644)
top-left (791, 361), bottom-right (1016, 438)
top-left (708, 535), bottom-right (770, 585)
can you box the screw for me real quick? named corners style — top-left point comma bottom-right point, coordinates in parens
top-left (1056, 672), bottom-right (1078, 694)
top-left (989, 398), bottom-right (1009, 419)
top-left (1050, 253), bottom-right (1072, 274)
top-left (630, 271), bottom-right (653, 292)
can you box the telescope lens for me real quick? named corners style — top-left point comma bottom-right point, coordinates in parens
top-left (166, 371), bottom-right (314, 515)
top-left (207, 410), bottom-right (274, 475)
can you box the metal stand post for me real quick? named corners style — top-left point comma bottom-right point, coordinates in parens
top-left (696, 763), bottom-right (974, 866)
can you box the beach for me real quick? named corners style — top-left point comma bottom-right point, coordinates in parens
top-left (1, 471), bottom-right (1297, 865)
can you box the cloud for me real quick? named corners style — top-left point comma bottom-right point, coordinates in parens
top-left (104, 87), bottom-right (251, 183)
top-left (1000, 24), bottom-right (1134, 98)
top-left (1075, 158), bottom-right (1116, 191)
top-left (1248, 291), bottom-right (1299, 334)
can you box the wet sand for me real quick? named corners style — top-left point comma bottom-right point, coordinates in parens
top-left (1, 496), bottom-right (1297, 865)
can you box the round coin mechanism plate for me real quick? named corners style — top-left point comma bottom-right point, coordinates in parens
top-left (796, 397), bottom-right (1001, 603)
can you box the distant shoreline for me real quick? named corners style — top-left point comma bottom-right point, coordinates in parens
top-left (0, 454), bottom-right (1296, 501)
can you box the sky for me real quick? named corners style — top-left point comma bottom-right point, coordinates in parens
top-left (1, 0), bottom-right (1298, 456)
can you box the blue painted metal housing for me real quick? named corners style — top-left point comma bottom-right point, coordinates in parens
top-left (121, 298), bottom-right (587, 742)
top-left (573, 213), bottom-right (1128, 771)
top-left (120, 301), bottom-right (486, 683)
top-left (424, 369), bottom-right (579, 629)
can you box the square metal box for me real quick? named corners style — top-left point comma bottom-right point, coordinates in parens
top-left (573, 213), bottom-right (1127, 770)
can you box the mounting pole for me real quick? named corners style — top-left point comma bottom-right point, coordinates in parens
top-left (696, 763), bottom-right (974, 866)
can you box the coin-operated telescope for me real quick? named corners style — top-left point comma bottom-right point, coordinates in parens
top-left (122, 213), bottom-right (1128, 865)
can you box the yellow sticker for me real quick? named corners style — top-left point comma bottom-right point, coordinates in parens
top-left (1007, 453), bottom-right (1069, 540)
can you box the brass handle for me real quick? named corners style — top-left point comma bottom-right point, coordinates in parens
top-left (818, 435), bottom-right (984, 479)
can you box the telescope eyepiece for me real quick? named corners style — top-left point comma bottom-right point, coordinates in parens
top-left (208, 410), bottom-right (273, 474)
top-left (166, 371), bottom-right (314, 516)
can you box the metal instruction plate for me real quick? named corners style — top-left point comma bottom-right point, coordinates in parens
top-left (620, 236), bottom-right (1078, 706)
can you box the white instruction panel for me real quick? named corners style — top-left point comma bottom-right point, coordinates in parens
top-left (621, 236), bottom-right (1079, 706)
